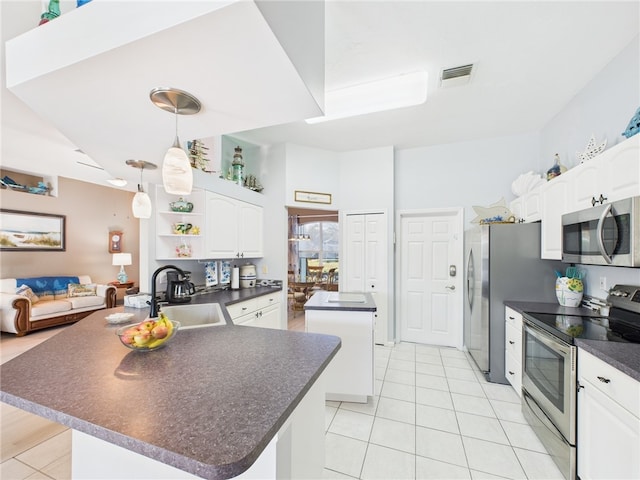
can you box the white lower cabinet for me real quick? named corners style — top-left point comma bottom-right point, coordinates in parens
top-left (577, 348), bottom-right (640, 480)
top-left (504, 307), bottom-right (522, 396)
top-left (228, 292), bottom-right (282, 329)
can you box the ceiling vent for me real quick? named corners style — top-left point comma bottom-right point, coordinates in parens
top-left (440, 64), bottom-right (473, 88)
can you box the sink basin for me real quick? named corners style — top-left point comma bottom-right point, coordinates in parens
top-left (160, 303), bottom-right (227, 329)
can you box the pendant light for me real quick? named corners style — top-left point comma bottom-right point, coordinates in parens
top-left (126, 160), bottom-right (157, 219)
top-left (150, 87), bottom-right (201, 195)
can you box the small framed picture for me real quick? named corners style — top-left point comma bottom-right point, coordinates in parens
top-left (109, 231), bottom-right (123, 253)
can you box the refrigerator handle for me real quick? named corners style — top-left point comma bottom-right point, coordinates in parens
top-left (466, 250), bottom-right (474, 310)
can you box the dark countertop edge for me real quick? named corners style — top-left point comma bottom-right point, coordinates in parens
top-left (504, 300), bottom-right (640, 384)
top-left (575, 340), bottom-right (640, 383)
top-left (2, 284), bottom-right (345, 480)
top-left (0, 392), bottom-right (217, 477)
top-left (1, 330), bottom-right (342, 480)
top-left (304, 291), bottom-right (377, 312)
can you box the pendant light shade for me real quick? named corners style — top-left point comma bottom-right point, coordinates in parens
top-left (126, 160), bottom-right (157, 219)
top-left (150, 87), bottom-right (201, 196)
top-left (132, 189), bottom-right (153, 219)
top-left (163, 141), bottom-right (193, 195)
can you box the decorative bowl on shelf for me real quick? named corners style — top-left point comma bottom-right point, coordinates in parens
top-left (169, 198), bottom-right (194, 213)
top-left (115, 319), bottom-right (180, 351)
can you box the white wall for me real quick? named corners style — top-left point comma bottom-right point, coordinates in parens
top-left (540, 35), bottom-right (640, 298)
top-left (395, 132), bottom-right (541, 227)
top-left (541, 35), bottom-right (640, 170)
top-left (338, 146), bottom-right (394, 211)
top-left (285, 144), bottom-right (340, 210)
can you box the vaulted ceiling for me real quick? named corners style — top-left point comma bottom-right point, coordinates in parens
top-left (1, 1), bottom-right (638, 190)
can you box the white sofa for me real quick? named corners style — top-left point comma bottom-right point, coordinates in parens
top-left (0, 275), bottom-right (116, 336)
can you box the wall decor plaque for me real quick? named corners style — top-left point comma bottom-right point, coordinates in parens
top-left (294, 190), bottom-right (332, 205)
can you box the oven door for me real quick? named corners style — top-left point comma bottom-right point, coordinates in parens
top-left (522, 321), bottom-right (577, 444)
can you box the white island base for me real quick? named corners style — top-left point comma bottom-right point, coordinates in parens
top-left (72, 375), bottom-right (326, 480)
top-left (305, 292), bottom-right (376, 404)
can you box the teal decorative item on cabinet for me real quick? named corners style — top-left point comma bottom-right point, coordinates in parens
top-left (622, 106), bottom-right (640, 138)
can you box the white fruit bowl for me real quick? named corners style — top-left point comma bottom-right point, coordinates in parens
top-left (116, 319), bottom-right (180, 352)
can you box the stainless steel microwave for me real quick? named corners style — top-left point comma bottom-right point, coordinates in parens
top-left (562, 196), bottom-right (640, 267)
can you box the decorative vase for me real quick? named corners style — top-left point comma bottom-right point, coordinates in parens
top-left (555, 277), bottom-right (583, 307)
top-left (546, 154), bottom-right (567, 181)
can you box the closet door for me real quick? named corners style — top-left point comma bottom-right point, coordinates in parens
top-left (343, 212), bottom-right (388, 344)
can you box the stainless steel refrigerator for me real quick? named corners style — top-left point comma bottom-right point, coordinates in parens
top-left (464, 222), bottom-right (562, 384)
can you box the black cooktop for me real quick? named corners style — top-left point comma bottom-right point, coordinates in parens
top-left (524, 310), bottom-right (640, 345)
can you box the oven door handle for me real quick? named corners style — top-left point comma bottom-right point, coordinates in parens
top-left (524, 321), bottom-right (573, 356)
top-left (596, 203), bottom-right (617, 265)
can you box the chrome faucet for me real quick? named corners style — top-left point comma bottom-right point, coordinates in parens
top-left (149, 265), bottom-right (186, 318)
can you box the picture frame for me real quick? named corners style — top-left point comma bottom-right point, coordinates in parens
top-left (109, 231), bottom-right (123, 253)
top-left (0, 209), bottom-right (66, 251)
top-left (294, 190), bottom-right (332, 205)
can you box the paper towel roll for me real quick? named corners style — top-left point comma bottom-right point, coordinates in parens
top-left (231, 266), bottom-right (240, 290)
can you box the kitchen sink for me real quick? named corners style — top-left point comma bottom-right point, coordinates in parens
top-left (160, 303), bottom-right (227, 329)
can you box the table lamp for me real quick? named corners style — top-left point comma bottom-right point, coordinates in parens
top-left (112, 253), bottom-right (132, 284)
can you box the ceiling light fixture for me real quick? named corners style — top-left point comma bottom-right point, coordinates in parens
top-left (150, 87), bottom-right (201, 195)
top-left (107, 178), bottom-right (127, 187)
top-left (126, 159), bottom-right (157, 219)
top-left (305, 70), bottom-right (428, 124)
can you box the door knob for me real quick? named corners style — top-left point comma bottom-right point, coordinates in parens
top-left (445, 285), bottom-right (455, 290)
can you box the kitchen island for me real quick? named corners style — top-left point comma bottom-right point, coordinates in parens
top-left (305, 291), bottom-right (376, 403)
top-left (0, 305), bottom-right (341, 479)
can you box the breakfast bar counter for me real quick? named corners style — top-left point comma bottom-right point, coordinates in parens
top-left (0, 307), bottom-right (341, 479)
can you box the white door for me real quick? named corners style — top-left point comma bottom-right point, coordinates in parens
top-left (343, 212), bottom-right (388, 345)
top-left (399, 210), bottom-right (462, 347)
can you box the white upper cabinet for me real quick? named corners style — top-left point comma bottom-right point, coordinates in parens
top-left (540, 135), bottom-right (639, 259)
top-left (205, 191), bottom-right (263, 259)
top-left (510, 188), bottom-right (542, 223)
top-left (571, 135), bottom-right (640, 210)
top-left (540, 175), bottom-right (573, 259)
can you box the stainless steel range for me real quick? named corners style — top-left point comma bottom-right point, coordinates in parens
top-left (521, 284), bottom-right (640, 480)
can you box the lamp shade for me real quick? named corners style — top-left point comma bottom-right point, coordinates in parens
top-left (163, 146), bottom-right (193, 195)
top-left (112, 253), bottom-right (132, 267)
top-left (132, 191), bottom-right (152, 219)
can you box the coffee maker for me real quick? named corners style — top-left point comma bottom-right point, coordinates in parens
top-left (166, 270), bottom-right (195, 303)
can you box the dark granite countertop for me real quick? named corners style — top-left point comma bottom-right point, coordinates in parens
top-left (304, 291), bottom-right (377, 312)
top-left (0, 293), bottom-right (341, 480)
top-left (504, 300), bottom-right (640, 383)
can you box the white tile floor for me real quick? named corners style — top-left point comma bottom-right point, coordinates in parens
top-left (322, 342), bottom-right (565, 480)
top-left (1, 328), bottom-right (564, 480)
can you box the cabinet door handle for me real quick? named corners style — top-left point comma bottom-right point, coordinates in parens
top-left (508, 371), bottom-right (515, 376)
top-left (597, 376), bottom-right (611, 384)
top-left (508, 316), bottom-right (515, 320)
top-left (509, 340), bottom-right (515, 345)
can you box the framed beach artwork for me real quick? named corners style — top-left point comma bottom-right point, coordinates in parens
top-left (0, 209), bottom-right (66, 251)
